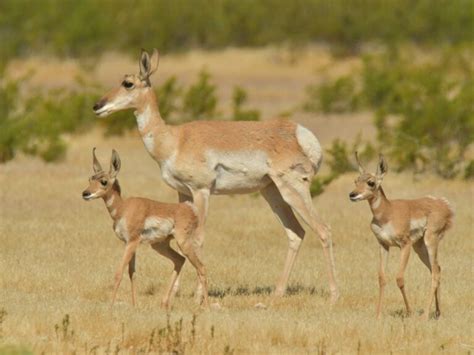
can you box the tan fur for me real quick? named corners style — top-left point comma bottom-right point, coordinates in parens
top-left (350, 153), bottom-right (454, 319)
top-left (82, 148), bottom-right (209, 309)
top-left (93, 49), bottom-right (339, 303)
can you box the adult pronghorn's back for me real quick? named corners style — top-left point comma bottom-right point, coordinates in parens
top-left (93, 48), bottom-right (338, 303)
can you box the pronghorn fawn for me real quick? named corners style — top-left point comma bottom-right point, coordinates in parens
top-left (349, 153), bottom-right (453, 319)
top-left (82, 148), bottom-right (209, 309)
top-left (92, 48), bottom-right (338, 304)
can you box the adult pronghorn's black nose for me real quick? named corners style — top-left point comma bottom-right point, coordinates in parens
top-left (93, 99), bottom-right (106, 111)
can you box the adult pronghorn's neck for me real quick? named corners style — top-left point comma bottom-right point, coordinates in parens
top-left (134, 89), bottom-right (165, 132)
top-left (134, 89), bottom-right (175, 162)
top-left (368, 187), bottom-right (391, 221)
top-left (102, 181), bottom-right (123, 221)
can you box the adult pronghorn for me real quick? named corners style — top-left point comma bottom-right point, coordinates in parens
top-left (93, 49), bottom-right (339, 303)
top-left (349, 153), bottom-right (454, 319)
top-left (82, 148), bottom-right (209, 309)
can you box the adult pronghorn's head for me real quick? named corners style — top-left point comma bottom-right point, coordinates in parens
top-left (82, 148), bottom-right (121, 200)
top-left (93, 49), bottom-right (160, 117)
top-left (349, 152), bottom-right (388, 202)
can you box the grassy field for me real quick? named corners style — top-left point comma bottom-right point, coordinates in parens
top-left (1, 48), bottom-right (473, 353)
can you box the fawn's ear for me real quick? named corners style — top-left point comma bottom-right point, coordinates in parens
top-left (109, 149), bottom-right (121, 178)
top-left (354, 151), bottom-right (365, 175)
top-left (148, 48), bottom-right (160, 76)
top-left (92, 147), bottom-right (103, 173)
top-left (139, 49), bottom-right (151, 79)
top-left (375, 154), bottom-right (388, 186)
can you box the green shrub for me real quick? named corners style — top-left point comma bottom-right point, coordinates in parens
top-left (182, 70), bottom-right (217, 121)
top-left (363, 50), bottom-right (474, 178)
top-left (232, 86), bottom-right (260, 121)
top-left (304, 76), bottom-right (359, 113)
top-left (157, 76), bottom-right (182, 122)
top-left (305, 46), bottom-right (474, 180)
top-left (464, 160), bottom-right (474, 179)
top-left (1, 0), bottom-right (473, 63)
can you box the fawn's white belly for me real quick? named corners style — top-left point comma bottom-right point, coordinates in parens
top-left (114, 218), bottom-right (129, 243)
top-left (371, 218), bottom-right (427, 247)
top-left (371, 222), bottom-right (398, 247)
top-left (140, 217), bottom-right (174, 244)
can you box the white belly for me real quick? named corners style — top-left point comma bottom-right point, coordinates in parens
top-left (207, 149), bottom-right (271, 194)
top-left (409, 217), bottom-right (427, 243)
top-left (114, 218), bottom-right (129, 243)
top-left (371, 222), bottom-right (399, 247)
top-left (140, 217), bottom-right (174, 244)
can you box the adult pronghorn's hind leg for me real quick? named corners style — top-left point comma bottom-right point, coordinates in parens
top-left (261, 183), bottom-right (306, 297)
top-left (269, 174), bottom-right (339, 304)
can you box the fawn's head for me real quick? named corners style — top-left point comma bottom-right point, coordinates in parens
top-left (93, 49), bottom-right (159, 117)
top-left (82, 148), bottom-right (121, 201)
top-left (349, 152), bottom-right (387, 202)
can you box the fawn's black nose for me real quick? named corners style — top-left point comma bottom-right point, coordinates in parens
top-left (349, 192), bottom-right (357, 199)
top-left (82, 191), bottom-right (91, 199)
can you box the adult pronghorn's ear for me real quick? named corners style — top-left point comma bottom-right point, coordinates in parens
top-left (375, 154), bottom-right (388, 185)
top-left (354, 151), bottom-right (365, 174)
top-left (148, 48), bottom-right (160, 76)
top-left (139, 49), bottom-right (151, 79)
top-left (110, 149), bottom-right (121, 178)
top-left (92, 147), bottom-right (103, 173)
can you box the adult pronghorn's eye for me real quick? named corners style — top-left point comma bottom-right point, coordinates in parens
top-left (100, 180), bottom-right (107, 186)
top-left (367, 181), bottom-right (375, 187)
top-left (122, 80), bottom-right (134, 89)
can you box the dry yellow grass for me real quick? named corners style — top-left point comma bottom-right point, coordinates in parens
top-left (1, 48), bottom-right (473, 354)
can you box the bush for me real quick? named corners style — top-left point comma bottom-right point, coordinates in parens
top-left (363, 50), bottom-right (474, 178)
top-left (305, 46), bottom-right (474, 180)
top-left (232, 86), bottom-right (260, 121)
top-left (182, 70), bottom-right (217, 121)
top-left (1, 0), bottom-right (473, 62)
top-left (304, 76), bottom-right (359, 113)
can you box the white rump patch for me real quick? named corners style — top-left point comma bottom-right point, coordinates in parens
top-left (140, 216), bottom-right (174, 244)
top-left (296, 125), bottom-right (322, 172)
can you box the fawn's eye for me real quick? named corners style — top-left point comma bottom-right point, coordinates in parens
top-left (100, 180), bottom-right (107, 186)
top-left (122, 80), bottom-right (134, 89)
top-left (367, 181), bottom-right (375, 187)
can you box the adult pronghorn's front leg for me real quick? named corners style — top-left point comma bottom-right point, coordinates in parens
top-left (112, 239), bottom-right (140, 306)
top-left (261, 183), bottom-right (305, 297)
